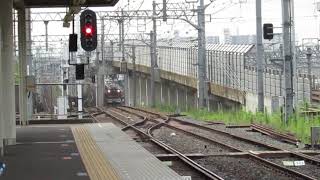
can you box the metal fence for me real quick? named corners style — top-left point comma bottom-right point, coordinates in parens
top-left (119, 42), bottom-right (320, 104)
top-left (126, 43), bottom-right (252, 93)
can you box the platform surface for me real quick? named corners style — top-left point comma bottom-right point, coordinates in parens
top-left (79, 123), bottom-right (182, 180)
top-left (1, 123), bottom-right (182, 180)
top-left (0, 125), bottom-right (89, 180)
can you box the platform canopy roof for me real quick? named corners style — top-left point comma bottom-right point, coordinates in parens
top-left (14, 0), bottom-right (119, 8)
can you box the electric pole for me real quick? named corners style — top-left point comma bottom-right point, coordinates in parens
top-left (150, 0), bottom-right (157, 108)
top-left (256, 0), bottom-right (264, 112)
top-left (121, 10), bottom-right (125, 62)
top-left (97, 17), bottom-right (105, 107)
top-left (282, 0), bottom-right (294, 123)
top-left (101, 17), bottom-right (105, 63)
top-left (44, 20), bottom-right (49, 51)
top-left (307, 48), bottom-right (312, 103)
top-left (290, 0), bottom-right (297, 108)
top-left (26, 9), bottom-right (33, 122)
top-left (110, 40), bottom-right (114, 63)
top-left (150, 31), bottom-right (155, 107)
top-left (132, 46), bottom-right (137, 106)
top-left (198, 0), bottom-right (207, 109)
top-left (119, 9), bottom-right (129, 106)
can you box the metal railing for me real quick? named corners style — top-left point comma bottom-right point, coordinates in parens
top-left (110, 42), bottom-right (320, 105)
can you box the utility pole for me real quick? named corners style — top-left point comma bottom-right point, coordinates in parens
top-left (307, 48), bottom-right (312, 102)
top-left (132, 46), bottom-right (137, 106)
top-left (26, 9), bottom-right (33, 121)
top-left (290, 0), bottom-right (297, 107)
top-left (197, 0), bottom-right (207, 109)
top-left (119, 9), bottom-right (129, 106)
top-left (118, 19), bottom-right (122, 52)
top-left (282, 0), bottom-right (294, 123)
top-left (97, 17), bottom-right (105, 107)
top-left (150, 0), bottom-right (157, 108)
top-left (256, 0), bottom-right (264, 112)
top-left (110, 40), bottom-right (114, 63)
top-left (150, 31), bottom-right (155, 107)
top-left (44, 20), bottom-right (49, 51)
top-left (121, 10), bottom-right (125, 61)
top-left (101, 17), bottom-right (105, 63)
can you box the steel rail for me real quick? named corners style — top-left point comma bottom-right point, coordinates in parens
top-left (92, 107), bottom-right (224, 180)
top-left (119, 107), bottom-right (318, 180)
top-left (148, 121), bottom-right (316, 179)
top-left (119, 106), bottom-right (281, 151)
top-left (124, 106), bottom-right (320, 165)
top-left (251, 123), bottom-right (299, 145)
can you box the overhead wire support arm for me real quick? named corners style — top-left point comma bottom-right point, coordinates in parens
top-left (204, 0), bottom-right (216, 9)
top-left (28, 3), bottom-right (200, 21)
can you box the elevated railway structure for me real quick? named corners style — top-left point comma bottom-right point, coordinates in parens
top-left (111, 41), bottom-right (320, 112)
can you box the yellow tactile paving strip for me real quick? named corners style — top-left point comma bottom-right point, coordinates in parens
top-left (71, 126), bottom-right (120, 180)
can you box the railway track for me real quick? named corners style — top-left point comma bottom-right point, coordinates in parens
top-left (85, 106), bottom-right (320, 180)
top-left (87, 107), bottom-right (223, 180)
top-left (115, 106), bottom-right (320, 180)
top-left (118, 106), bottom-right (285, 151)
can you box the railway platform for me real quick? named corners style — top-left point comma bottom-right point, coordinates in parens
top-left (0, 123), bottom-right (182, 180)
top-left (0, 125), bottom-right (89, 180)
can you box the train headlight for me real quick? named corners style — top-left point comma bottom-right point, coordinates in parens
top-left (107, 89), bottom-right (111, 93)
top-left (117, 89), bottom-right (121, 93)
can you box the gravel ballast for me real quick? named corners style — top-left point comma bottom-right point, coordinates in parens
top-left (153, 127), bottom-right (238, 154)
top-left (177, 116), bottom-right (299, 151)
top-left (168, 120), bottom-right (272, 151)
top-left (266, 157), bottom-right (320, 179)
top-left (169, 161), bottom-right (211, 180)
top-left (195, 156), bottom-right (303, 180)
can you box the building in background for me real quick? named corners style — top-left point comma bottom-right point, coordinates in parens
top-left (207, 36), bottom-right (220, 44)
top-left (224, 28), bottom-right (232, 44)
top-left (231, 35), bottom-right (256, 44)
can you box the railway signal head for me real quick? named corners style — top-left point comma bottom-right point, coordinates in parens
top-left (75, 64), bottom-right (85, 80)
top-left (80, 9), bottom-right (97, 51)
top-left (69, 34), bottom-right (78, 52)
top-left (263, 23), bottom-right (274, 40)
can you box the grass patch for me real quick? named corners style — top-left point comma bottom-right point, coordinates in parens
top-left (152, 104), bottom-right (320, 144)
top-left (155, 104), bottom-right (178, 114)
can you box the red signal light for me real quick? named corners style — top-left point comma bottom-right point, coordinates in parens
top-left (84, 25), bottom-right (93, 37)
top-left (85, 27), bottom-right (92, 34)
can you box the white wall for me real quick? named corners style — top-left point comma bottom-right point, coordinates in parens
top-left (245, 92), bottom-right (273, 113)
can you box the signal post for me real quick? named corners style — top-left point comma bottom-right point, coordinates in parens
top-left (69, 9), bottom-right (98, 119)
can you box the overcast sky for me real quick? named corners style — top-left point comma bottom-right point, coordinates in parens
top-left (30, 0), bottom-right (320, 45)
